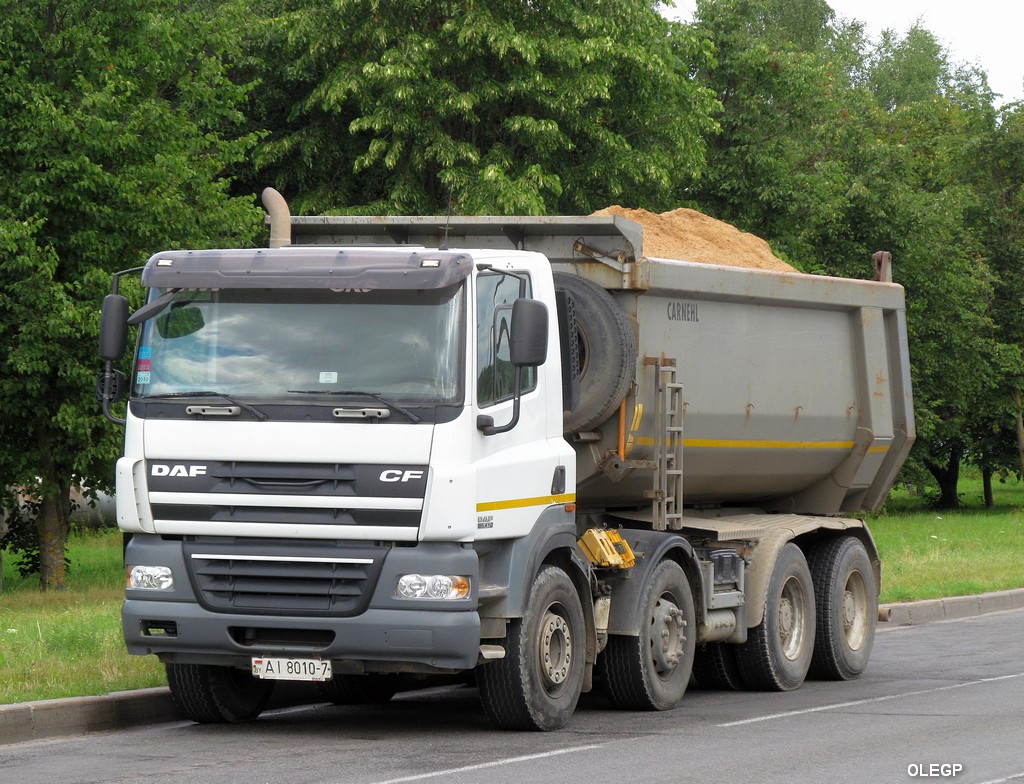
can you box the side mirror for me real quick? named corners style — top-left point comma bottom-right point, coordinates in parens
top-left (98, 294), bottom-right (130, 361)
top-left (509, 298), bottom-right (548, 367)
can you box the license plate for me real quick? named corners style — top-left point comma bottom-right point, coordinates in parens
top-left (251, 657), bottom-right (332, 681)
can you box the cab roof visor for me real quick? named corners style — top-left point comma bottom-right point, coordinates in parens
top-left (140, 248), bottom-right (473, 290)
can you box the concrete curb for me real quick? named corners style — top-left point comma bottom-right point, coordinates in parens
top-left (4, 590), bottom-right (1024, 746)
top-left (0, 687), bottom-right (176, 745)
top-left (0, 681), bottom-right (324, 747)
top-left (878, 587), bottom-right (1024, 626)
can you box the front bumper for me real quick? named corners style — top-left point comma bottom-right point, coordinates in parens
top-left (122, 535), bottom-right (481, 672)
top-left (123, 600), bottom-right (481, 671)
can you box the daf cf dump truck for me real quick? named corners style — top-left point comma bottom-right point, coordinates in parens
top-left (97, 188), bottom-right (915, 731)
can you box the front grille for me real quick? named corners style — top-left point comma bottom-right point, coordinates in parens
top-left (184, 539), bottom-right (387, 616)
top-left (152, 504), bottom-right (420, 527)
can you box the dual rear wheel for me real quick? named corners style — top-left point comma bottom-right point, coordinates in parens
top-left (693, 536), bottom-right (877, 691)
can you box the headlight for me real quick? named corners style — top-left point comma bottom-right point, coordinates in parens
top-left (396, 574), bottom-right (470, 600)
top-left (127, 565), bottom-right (174, 590)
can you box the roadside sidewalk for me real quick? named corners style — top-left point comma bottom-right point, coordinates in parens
top-left (4, 588), bottom-right (1024, 746)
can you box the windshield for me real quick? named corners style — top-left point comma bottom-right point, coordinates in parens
top-left (132, 285), bottom-right (465, 404)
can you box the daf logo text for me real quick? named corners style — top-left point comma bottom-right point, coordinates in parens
top-left (151, 463), bottom-right (208, 478)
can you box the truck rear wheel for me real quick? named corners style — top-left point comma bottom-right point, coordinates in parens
top-left (477, 565), bottom-right (586, 731)
top-left (165, 663), bottom-right (275, 723)
top-left (553, 273), bottom-right (636, 434)
top-left (734, 543), bottom-right (815, 691)
top-left (599, 559), bottom-right (695, 710)
top-left (807, 535), bottom-right (877, 680)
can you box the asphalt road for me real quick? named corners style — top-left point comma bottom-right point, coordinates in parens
top-left (3, 607), bottom-right (1023, 784)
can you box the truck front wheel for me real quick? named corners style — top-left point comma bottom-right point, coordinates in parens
top-left (165, 663), bottom-right (275, 723)
top-left (734, 543), bottom-right (815, 691)
top-left (477, 565), bottom-right (586, 731)
top-left (807, 535), bottom-right (877, 680)
top-left (599, 559), bottom-right (695, 710)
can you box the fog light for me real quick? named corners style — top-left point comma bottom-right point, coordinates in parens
top-left (396, 574), bottom-right (470, 600)
top-left (128, 565), bottom-right (174, 590)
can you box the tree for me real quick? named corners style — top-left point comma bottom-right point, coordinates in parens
top-left (685, 0), bottom-right (847, 258)
top-left (244, 0), bottom-right (718, 215)
top-left (686, 3), bottom-right (1014, 508)
top-left (972, 103), bottom-right (1024, 491)
top-left (866, 28), bottom-right (1007, 508)
top-left (0, 0), bottom-right (263, 589)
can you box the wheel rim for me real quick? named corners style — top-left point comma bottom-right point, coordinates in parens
top-left (777, 575), bottom-right (808, 661)
top-left (842, 568), bottom-right (870, 651)
top-left (538, 604), bottom-right (574, 694)
top-left (649, 594), bottom-right (687, 679)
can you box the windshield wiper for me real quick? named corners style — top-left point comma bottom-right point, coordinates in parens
top-left (287, 389), bottom-right (422, 423)
top-left (143, 391), bottom-right (268, 421)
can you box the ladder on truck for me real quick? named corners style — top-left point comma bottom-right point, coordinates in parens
top-left (646, 357), bottom-right (684, 531)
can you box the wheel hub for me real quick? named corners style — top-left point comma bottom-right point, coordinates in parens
top-left (540, 610), bottom-right (572, 686)
top-left (778, 575), bottom-right (806, 661)
top-left (843, 590), bottom-right (857, 628)
top-left (650, 597), bottom-right (687, 675)
top-left (842, 570), bottom-right (869, 651)
top-left (779, 598), bottom-right (794, 637)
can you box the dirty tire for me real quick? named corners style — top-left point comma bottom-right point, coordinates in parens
top-left (691, 643), bottom-right (743, 690)
top-left (807, 535), bottom-right (877, 680)
top-left (599, 560), bottom-right (695, 710)
top-left (477, 565), bottom-right (586, 731)
top-left (552, 273), bottom-right (636, 434)
top-left (166, 663), bottom-right (275, 723)
top-left (734, 543), bottom-right (815, 691)
top-left (316, 674), bottom-right (403, 705)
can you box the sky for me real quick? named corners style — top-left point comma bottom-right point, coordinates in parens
top-left (664, 0), bottom-right (1024, 107)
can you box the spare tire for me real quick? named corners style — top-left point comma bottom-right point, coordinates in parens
top-left (553, 273), bottom-right (636, 434)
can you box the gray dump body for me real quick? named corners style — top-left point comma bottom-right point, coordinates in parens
top-left (288, 214), bottom-right (915, 517)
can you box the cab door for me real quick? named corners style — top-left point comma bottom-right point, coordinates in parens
top-left (471, 269), bottom-right (573, 541)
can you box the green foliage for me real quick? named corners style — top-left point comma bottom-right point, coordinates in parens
top-left (685, 0), bottom-right (846, 255)
top-left (247, 0), bottom-right (718, 215)
top-left (0, 0), bottom-right (264, 588)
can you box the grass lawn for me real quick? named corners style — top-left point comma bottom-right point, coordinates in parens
top-left (869, 475), bottom-right (1024, 602)
top-left (0, 530), bottom-right (165, 704)
top-left (2, 474), bottom-right (1023, 704)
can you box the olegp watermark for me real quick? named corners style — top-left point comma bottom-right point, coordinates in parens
top-left (908, 763), bottom-right (964, 778)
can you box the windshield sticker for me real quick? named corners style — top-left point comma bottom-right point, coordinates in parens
top-left (319, 371), bottom-right (338, 384)
top-left (138, 346), bottom-right (152, 360)
top-left (136, 370), bottom-right (152, 385)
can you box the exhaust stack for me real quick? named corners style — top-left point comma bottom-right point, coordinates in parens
top-left (262, 187), bottom-right (292, 249)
